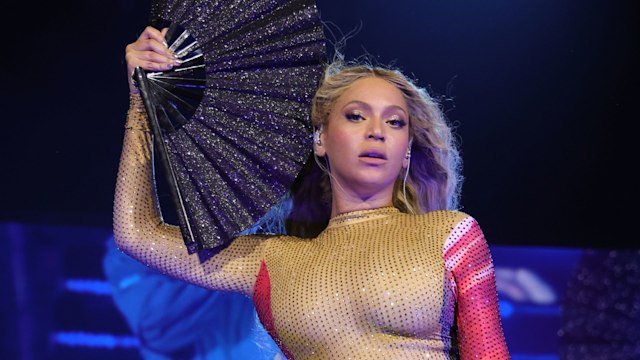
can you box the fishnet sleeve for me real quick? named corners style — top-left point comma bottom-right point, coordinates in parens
top-left (113, 94), bottom-right (266, 296)
top-left (444, 216), bottom-right (511, 359)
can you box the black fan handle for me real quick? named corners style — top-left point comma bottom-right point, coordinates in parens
top-left (133, 67), bottom-right (200, 254)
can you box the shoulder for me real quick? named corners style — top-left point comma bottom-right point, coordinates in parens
top-left (434, 212), bottom-right (492, 272)
top-left (409, 210), bottom-right (488, 258)
top-left (416, 209), bottom-right (473, 226)
top-left (421, 210), bottom-right (484, 247)
top-left (410, 210), bottom-right (478, 238)
top-left (252, 234), bottom-right (309, 257)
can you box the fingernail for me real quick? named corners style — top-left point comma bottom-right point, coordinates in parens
top-left (163, 40), bottom-right (168, 47)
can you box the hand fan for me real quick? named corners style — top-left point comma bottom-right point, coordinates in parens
top-left (133, 0), bottom-right (326, 254)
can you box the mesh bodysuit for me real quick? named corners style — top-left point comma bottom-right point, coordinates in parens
top-left (114, 96), bottom-right (510, 359)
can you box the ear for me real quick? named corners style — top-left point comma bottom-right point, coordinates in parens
top-left (402, 156), bottom-right (409, 169)
top-left (314, 126), bottom-right (326, 157)
top-left (402, 139), bottom-right (412, 168)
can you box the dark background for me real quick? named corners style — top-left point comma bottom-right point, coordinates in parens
top-left (2, 0), bottom-right (638, 249)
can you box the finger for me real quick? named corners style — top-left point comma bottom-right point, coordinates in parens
top-left (126, 59), bottom-right (174, 75)
top-left (160, 28), bottom-right (170, 49)
top-left (136, 50), bottom-right (175, 64)
top-left (138, 26), bottom-right (166, 44)
top-left (128, 38), bottom-right (175, 59)
top-left (126, 56), bottom-right (173, 74)
top-left (127, 48), bottom-right (178, 68)
top-left (139, 60), bottom-right (175, 72)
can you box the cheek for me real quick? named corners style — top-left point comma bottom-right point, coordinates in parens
top-left (393, 133), bottom-right (411, 157)
top-left (325, 129), bottom-right (356, 156)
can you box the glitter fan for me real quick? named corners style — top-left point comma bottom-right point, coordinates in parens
top-left (133, 0), bottom-right (327, 254)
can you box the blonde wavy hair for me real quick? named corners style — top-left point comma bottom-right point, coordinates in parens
top-left (310, 60), bottom-right (462, 213)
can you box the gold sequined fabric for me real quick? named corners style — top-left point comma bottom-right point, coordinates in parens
top-left (114, 105), bottom-right (510, 359)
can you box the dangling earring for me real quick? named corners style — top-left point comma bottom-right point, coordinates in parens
top-left (404, 139), bottom-right (413, 161)
top-left (403, 140), bottom-right (412, 205)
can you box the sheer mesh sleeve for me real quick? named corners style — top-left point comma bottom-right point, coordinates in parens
top-left (444, 216), bottom-right (511, 359)
top-left (113, 95), bottom-right (268, 296)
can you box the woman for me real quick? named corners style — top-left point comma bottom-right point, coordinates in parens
top-left (115, 26), bottom-right (510, 359)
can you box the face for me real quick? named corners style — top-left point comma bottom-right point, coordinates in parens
top-left (316, 76), bottom-right (410, 199)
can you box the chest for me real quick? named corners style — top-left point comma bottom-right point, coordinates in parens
top-left (264, 226), bottom-right (454, 347)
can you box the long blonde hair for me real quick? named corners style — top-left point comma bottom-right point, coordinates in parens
top-left (310, 60), bottom-right (462, 213)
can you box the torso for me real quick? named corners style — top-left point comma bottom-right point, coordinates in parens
top-left (254, 207), bottom-right (468, 359)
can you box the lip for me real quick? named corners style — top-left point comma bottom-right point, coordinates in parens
top-left (358, 150), bottom-right (387, 160)
top-left (359, 157), bottom-right (387, 165)
top-left (358, 150), bottom-right (387, 165)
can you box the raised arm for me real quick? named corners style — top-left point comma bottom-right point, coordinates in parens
top-left (444, 216), bottom-right (510, 359)
top-left (113, 27), bottom-right (266, 296)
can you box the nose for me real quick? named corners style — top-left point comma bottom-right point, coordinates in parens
top-left (367, 119), bottom-right (385, 141)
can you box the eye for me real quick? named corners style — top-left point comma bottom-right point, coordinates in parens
top-left (387, 118), bottom-right (407, 128)
top-left (345, 112), bottom-right (365, 121)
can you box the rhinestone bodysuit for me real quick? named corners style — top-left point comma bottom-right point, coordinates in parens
top-left (114, 99), bottom-right (510, 359)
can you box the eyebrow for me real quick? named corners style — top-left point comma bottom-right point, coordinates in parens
top-left (342, 100), bottom-right (408, 117)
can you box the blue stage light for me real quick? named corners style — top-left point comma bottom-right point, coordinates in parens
top-left (499, 300), bottom-right (514, 318)
top-left (52, 331), bottom-right (139, 349)
top-left (64, 279), bottom-right (112, 295)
